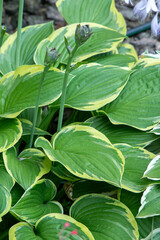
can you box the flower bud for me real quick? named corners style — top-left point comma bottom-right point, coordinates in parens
top-left (44, 47), bottom-right (60, 66)
top-left (75, 24), bottom-right (92, 46)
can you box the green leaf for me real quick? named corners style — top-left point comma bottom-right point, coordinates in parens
top-left (117, 43), bottom-right (138, 61)
top-left (0, 65), bottom-right (72, 118)
top-left (35, 125), bottom-right (125, 187)
top-left (70, 194), bottom-right (139, 240)
top-left (137, 184), bottom-right (160, 218)
top-left (0, 164), bottom-right (15, 191)
top-left (65, 64), bottom-right (131, 110)
top-left (115, 144), bottom-right (156, 192)
top-left (102, 58), bottom-right (160, 130)
top-left (3, 147), bottom-right (51, 190)
top-left (56, 0), bottom-right (126, 34)
top-left (10, 179), bottom-right (63, 225)
top-left (21, 119), bottom-right (51, 136)
top-left (137, 217), bottom-right (160, 239)
top-left (144, 155), bottom-right (160, 180)
top-left (9, 213), bottom-right (94, 239)
top-left (0, 118), bottom-right (22, 152)
top-left (86, 116), bottom-right (158, 147)
top-left (0, 22), bottom-right (53, 75)
top-left (34, 22), bottom-right (125, 65)
top-left (11, 184), bottom-right (24, 207)
top-left (0, 184), bottom-right (11, 222)
top-left (84, 53), bottom-right (137, 68)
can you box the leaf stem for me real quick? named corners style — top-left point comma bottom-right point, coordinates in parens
top-left (29, 65), bottom-right (50, 148)
top-left (16, 0), bottom-right (24, 68)
top-left (0, 0), bottom-right (3, 27)
top-left (57, 45), bottom-right (79, 132)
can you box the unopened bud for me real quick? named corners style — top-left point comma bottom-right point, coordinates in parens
top-left (44, 47), bottom-right (60, 66)
top-left (75, 24), bottom-right (92, 46)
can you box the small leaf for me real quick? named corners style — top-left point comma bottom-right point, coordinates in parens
top-left (0, 118), bottom-right (22, 152)
top-left (3, 147), bottom-right (51, 190)
top-left (11, 179), bottom-right (63, 225)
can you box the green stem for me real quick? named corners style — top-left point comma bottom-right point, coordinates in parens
top-left (151, 216), bottom-right (154, 240)
top-left (0, 0), bottom-right (3, 27)
top-left (57, 45), bottom-right (79, 132)
top-left (16, 0), bottom-right (24, 68)
top-left (29, 65), bottom-right (50, 148)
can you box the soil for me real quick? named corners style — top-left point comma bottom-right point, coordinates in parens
top-left (2, 0), bottom-right (160, 56)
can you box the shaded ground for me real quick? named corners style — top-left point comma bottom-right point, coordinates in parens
top-left (2, 0), bottom-right (160, 55)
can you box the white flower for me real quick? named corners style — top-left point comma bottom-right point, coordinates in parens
top-left (124, 0), bottom-right (133, 5)
top-left (133, 0), bottom-right (159, 20)
top-left (151, 12), bottom-right (160, 36)
top-left (146, 0), bottom-right (159, 13)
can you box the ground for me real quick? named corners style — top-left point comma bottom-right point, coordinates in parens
top-left (2, 0), bottom-right (160, 55)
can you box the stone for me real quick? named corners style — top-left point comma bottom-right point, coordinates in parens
top-left (24, 0), bottom-right (41, 14)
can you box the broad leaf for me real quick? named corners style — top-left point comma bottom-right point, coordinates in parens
top-left (35, 125), bottom-right (125, 187)
top-left (115, 144), bottom-right (156, 192)
top-left (34, 22), bottom-right (125, 65)
top-left (84, 53), bottom-right (137, 68)
top-left (0, 118), bottom-right (22, 152)
top-left (0, 65), bottom-right (72, 118)
top-left (70, 194), bottom-right (139, 240)
top-left (145, 138), bottom-right (160, 155)
top-left (0, 164), bottom-right (15, 191)
top-left (117, 43), bottom-right (138, 61)
top-left (150, 124), bottom-right (160, 135)
top-left (137, 217), bottom-right (160, 239)
top-left (10, 179), bottom-right (63, 225)
top-left (142, 228), bottom-right (160, 240)
top-left (56, 0), bottom-right (126, 34)
top-left (0, 22), bottom-right (53, 75)
top-left (102, 58), bottom-right (160, 130)
top-left (86, 116), bottom-right (158, 147)
top-left (9, 213), bottom-right (94, 239)
top-left (3, 147), bottom-right (51, 190)
top-left (65, 64), bottom-right (131, 110)
top-left (137, 184), bottom-right (160, 218)
top-left (0, 184), bottom-right (11, 222)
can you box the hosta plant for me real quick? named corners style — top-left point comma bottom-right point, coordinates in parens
top-left (1, 0), bottom-right (160, 239)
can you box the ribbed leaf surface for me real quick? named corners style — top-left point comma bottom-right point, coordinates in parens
top-left (70, 194), bottom-right (139, 240)
top-left (56, 0), bottom-right (126, 34)
top-left (35, 125), bottom-right (125, 187)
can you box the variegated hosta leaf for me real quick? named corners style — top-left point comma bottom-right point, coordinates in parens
top-left (115, 144), bottom-right (156, 192)
top-left (84, 53), bottom-right (137, 68)
top-left (35, 125), bottom-right (125, 187)
top-left (65, 64), bottom-right (131, 111)
top-left (0, 184), bottom-right (11, 222)
top-left (137, 184), bottom-right (160, 218)
top-left (117, 43), bottom-right (138, 61)
top-left (137, 217), bottom-right (160, 239)
top-left (10, 179), bottom-right (63, 225)
top-left (144, 155), bottom-right (160, 180)
top-left (102, 58), bottom-right (160, 130)
top-left (34, 22), bottom-right (125, 65)
top-left (0, 65), bottom-right (71, 118)
top-left (56, 0), bottom-right (126, 34)
top-left (145, 138), bottom-right (160, 155)
top-left (0, 118), bottom-right (22, 152)
top-left (9, 213), bottom-right (94, 240)
top-left (0, 22), bottom-right (53, 75)
top-left (3, 147), bottom-right (51, 190)
top-left (20, 119), bottom-right (51, 136)
top-left (0, 164), bottom-right (15, 191)
top-left (86, 116), bottom-right (158, 147)
top-left (142, 228), bottom-right (160, 240)
top-left (70, 194), bottom-right (139, 240)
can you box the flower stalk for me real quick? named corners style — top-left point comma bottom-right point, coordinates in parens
top-left (57, 24), bottom-right (92, 132)
top-left (16, 0), bottom-right (24, 68)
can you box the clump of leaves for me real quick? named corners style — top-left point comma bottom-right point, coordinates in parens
top-left (1, 0), bottom-right (160, 239)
